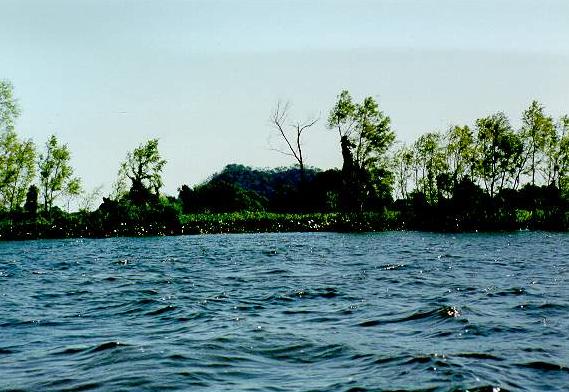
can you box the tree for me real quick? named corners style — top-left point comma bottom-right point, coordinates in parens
top-left (0, 80), bottom-right (20, 133)
top-left (270, 100), bottom-right (318, 183)
top-left (78, 185), bottom-right (104, 212)
top-left (23, 184), bottom-right (38, 216)
top-left (328, 90), bottom-right (358, 177)
top-left (0, 129), bottom-right (36, 211)
top-left (118, 139), bottom-right (166, 204)
top-left (327, 90), bottom-right (395, 210)
top-left (353, 96), bottom-right (395, 171)
top-left (475, 113), bottom-right (520, 198)
top-left (392, 144), bottom-right (414, 199)
top-left (446, 125), bottom-right (475, 185)
top-left (38, 135), bottom-right (81, 213)
top-left (552, 115), bottom-right (569, 191)
top-left (0, 82), bottom-right (36, 212)
top-left (63, 177), bottom-right (82, 212)
top-left (413, 132), bottom-right (448, 203)
top-left (521, 100), bottom-right (556, 186)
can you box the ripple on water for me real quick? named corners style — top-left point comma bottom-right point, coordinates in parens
top-left (0, 232), bottom-right (568, 391)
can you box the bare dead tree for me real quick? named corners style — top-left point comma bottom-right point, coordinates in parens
top-left (270, 100), bottom-right (318, 182)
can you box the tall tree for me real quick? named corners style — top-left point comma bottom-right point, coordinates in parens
top-left (328, 90), bottom-right (395, 210)
top-left (0, 80), bottom-right (20, 133)
top-left (551, 115), bottom-right (569, 190)
top-left (353, 97), bottom-right (395, 171)
top-left (521, 100), bottom-right (556, 186)
top-left (118, 138), bottom-right (166, 204)
top-left (78, 185), bottom-right (104, 212)
top-left (392, 144), bottom-right (414, 199)
top-left (328, 90), bottom-right (358, 176)
top-left (0, 81), bottom-right (36, 211)
top-left (38, 135), bottom-right (81, 213)
top-left (0, 130), bottom-right (35, 211)
top-left (269, 100), bottom-right (318, 183)
top-left (446, 125), bottom-right (475, 185)
top-left (23, 184), bottom-right (38, 216)
top-left (413, 132), bottom-right (448, 203)
top-left (475, 113), bottom-right (520, 198)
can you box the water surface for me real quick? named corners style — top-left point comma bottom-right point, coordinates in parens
top-left (1, 232), bottom-right (568, 391)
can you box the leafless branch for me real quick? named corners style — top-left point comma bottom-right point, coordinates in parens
top-left (269, 100), bottom-right (319, 175)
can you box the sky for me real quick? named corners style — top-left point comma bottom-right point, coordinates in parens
top-left (1, 0), bottom-right (568, 196)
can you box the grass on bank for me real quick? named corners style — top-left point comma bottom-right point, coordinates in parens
top-left (1, 208), bottom-right (568, 241)
top-left (179, 211), bottom-right (400, 234)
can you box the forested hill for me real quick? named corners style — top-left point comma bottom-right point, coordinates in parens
top-left (178, 165), bottom-right (341, 213)
top-left (206, 164), bottom-right (316, 200)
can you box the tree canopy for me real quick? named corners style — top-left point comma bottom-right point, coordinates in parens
top-left (328, 90), bottom-right (395, 210)
top-left (38, 135), bottom-right (81, 213)
top-left (118, 138), bottom-right (166, 204)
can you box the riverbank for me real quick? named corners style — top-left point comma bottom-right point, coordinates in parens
top-left (0, 211), bottom-right (399, 240)
top-left (1, 208), bottom-right (568, 241)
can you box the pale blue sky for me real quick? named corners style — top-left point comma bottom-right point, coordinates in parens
top-left (1, 0), bottom-right (568, 195)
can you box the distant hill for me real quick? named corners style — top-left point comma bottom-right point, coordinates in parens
top-left (206, 164), bottom-right (319, 200)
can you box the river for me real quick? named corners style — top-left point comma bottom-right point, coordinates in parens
top-left (1, 232), bottom-right (568, 391)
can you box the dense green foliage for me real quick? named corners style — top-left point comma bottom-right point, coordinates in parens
top-left (328, 90), bottom-right (396, 210)
top-left (391, 101), bottom-right (569, 230)
top-left (38, 135), bottom-right (81, 213)
top-left (1, 80), bottom-right (569, 239)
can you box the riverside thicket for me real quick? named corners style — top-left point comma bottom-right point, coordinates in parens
top-left (1, 80), bottom-right (569, 239)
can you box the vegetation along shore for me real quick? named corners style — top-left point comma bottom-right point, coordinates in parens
top-left (1, 80), bottom-right (569, 240)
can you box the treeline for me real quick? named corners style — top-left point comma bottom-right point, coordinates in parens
top-left (1, 79), bottom-right (569, 239)
top-left (391, 102), bottom-right (569, 230)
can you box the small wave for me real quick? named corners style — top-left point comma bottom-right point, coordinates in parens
top-left (402, 354), bottom-right (451, 367)
top-left (357, 306), bottom-right (464, 327)
top-left (145, 305), bottom-right (177, 316)
top-left (487, 287), bottom-right (526, 297)
top-left (289, 287), bottom-right (339, 300)
top-left (141, 289), bottom-right (159, 295)
top-left (518, 361), bottom-right (569, 372)
top-left (520, 346), bottom-right (546, 353)
top-left (89, 341), bottom-right (127, 353)
top-left (137, 297), bottom-right (159, 306)
top-left (176, 311), bottom-right (209, 322)
top-left (0, 319), bottom-right (62, 328)
top-left (465, 324), bottom-right (528, 337)
top-left (262, 287), bottom-right (340, 303)
top-left (358, 320), bottom-right (381, 327)
top-left (452, 387), bottom-right (509, 392)
top-left (515, 302), bottom-right (568, 316)
top-left (454, 352), bottom-right (502, 361)
top-left (235, 303), bottom-right (265, 311)
top-left (261, 268), bottom-right (290, 275)
top-left (257, 342), bottom-right (350, 364)
top-left (260, 293), bottom-right (294, 303)
top-left (167, 353), bottom-right (190, 361)
top-left (38, 378), bottom-right (102, 391)
top-left (281, 309), bottom-right (315, 315)
top-left (315, 287), bottom-right (338, 298)
top-left (49, 346), bottom-right (88, 356)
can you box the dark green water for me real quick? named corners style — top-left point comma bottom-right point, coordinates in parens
top-left (1, 232), bottom-right (568, 391)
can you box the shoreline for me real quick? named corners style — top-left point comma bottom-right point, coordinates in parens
top-left (1, 210), bottom-right (567, 241)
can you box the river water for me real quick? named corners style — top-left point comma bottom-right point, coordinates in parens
top-left (1, 232), bottom-right (568, 391)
